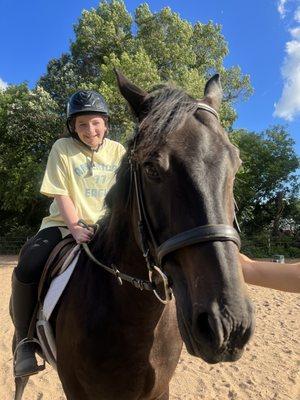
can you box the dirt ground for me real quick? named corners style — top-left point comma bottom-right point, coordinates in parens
top-left (1, 256), bottom-right (299, 400)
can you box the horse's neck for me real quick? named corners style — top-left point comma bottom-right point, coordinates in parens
top-left (89, 219), bottom-right (164, 322)
top-left (93, 217), bottom-right (147, 277)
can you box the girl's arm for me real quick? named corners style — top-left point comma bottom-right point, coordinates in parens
top-left (240, 253), bottom-right (300, 293)
top-left (55, 195), bottom-right (93, 244)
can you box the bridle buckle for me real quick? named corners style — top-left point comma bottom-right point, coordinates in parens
top-left (149, 266), bottom-right (173, 304)
top-left (112, 264), bottom-right (123, 286)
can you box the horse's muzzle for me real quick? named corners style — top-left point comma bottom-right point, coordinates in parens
top-left (178, 300), bottom-right (255, 364)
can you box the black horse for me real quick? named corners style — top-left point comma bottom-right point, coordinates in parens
top-left (15, 71), bottom-right (254, 400)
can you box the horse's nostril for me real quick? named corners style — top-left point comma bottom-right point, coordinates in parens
top-left (196, 312), bottom-right (215, 344)
top-left (196, 312), bottom-right (224, 349)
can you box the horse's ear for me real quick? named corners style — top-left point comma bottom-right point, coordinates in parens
top-left (115, 69), bottom-right (148, 118)
top-left (204, 74), bottom-right (222, 111)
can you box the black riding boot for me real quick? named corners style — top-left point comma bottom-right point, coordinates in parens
top-left (11, 271), bottom-right (40, 377)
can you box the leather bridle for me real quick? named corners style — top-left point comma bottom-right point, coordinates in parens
top-left (82, 102), bottom-right (241, 304)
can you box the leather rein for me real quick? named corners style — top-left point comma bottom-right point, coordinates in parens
top-left (82, 102), bottom-right (241, 304)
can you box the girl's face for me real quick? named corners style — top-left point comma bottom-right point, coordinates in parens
top-left (75, 114), bottom-right (107, 149)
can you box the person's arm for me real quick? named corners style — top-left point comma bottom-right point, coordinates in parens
top-left (240, 253), bottom-right (300, 293)
top-left (55, 195), bottom-right (93, 244)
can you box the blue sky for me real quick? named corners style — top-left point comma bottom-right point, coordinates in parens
top-left (0, 0), bottom-right (299, 155)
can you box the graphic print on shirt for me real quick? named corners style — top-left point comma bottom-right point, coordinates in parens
top-left (73, 159), bottom-right (119, 199)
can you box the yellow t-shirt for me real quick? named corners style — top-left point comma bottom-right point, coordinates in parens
top-left (39, 137), bottom-right (126, 230)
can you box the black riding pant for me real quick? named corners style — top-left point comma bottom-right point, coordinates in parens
top-left (15, 227), bottom-right (66, 284)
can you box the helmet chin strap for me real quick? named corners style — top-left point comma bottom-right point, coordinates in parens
top-left (90, 147), bottom-right (96, 167)
top-left (72, 134), bottom-right (103, 176)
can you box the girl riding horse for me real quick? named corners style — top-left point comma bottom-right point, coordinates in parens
top-left (11, 90), bottom-right (125, 378)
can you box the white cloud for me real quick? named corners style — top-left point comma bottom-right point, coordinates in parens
top-left (278, 0), bottom-right (288, 17)
top-left (294, 6), bottom-right (300, 21)
top-left (274, 1), bottom-right (300, 120)
top-left (275, 43), bottom-right (300, 120)
top-left (0, 78), bottom-right (8, 91)
top-left (290, 26), bottom-right (300, 38)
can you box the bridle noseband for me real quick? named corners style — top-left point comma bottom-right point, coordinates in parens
top-left (82, 102), bottom-right (241, 304)
top-left (157, 225), bottom-right (241, 265)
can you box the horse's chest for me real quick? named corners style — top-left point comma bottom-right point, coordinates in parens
top-left (57, 283), bottom-right (182, 399)
top-left (59, 320), bottom-right (182, 399)
top-left (74, 337), bottom-right (181, 400)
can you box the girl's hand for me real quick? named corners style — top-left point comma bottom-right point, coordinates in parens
top-left (70, 225), bottom-right (94, 244)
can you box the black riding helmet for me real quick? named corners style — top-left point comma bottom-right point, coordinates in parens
top-left (66, 90), bottom-right (109, 136)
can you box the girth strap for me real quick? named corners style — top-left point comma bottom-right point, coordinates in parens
top-left (157, 224), bottom-right (241, 265)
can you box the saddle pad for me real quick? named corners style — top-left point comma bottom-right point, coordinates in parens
top-left (42, 245), bottom-right (81, 321)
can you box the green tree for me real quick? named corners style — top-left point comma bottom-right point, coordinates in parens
top-left (0, 84), bottom-right (63, 234)
top-left (39, 0), bottom-right (252, 140)
top-left (231, 126), bottom-right (299, 235)
top-left (72, 1), bottom-right (134, 73)
top-left (38, 54), bottom-right (85, 110)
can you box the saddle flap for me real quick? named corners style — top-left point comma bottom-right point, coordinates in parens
top-left (38, 237), bottom-right (77, 302)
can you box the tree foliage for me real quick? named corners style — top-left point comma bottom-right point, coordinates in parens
top-left (0, 84), bottom-right (63, 233)
top-left (39, 0), bottom-right (252, 139)
top-left (231, 126), bottom-right (299, 235)
top-left (38, 54), bottom-right (85, 111)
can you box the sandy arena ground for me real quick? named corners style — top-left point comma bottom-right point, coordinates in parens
top-left (1, 256), bottom-right (299, 400)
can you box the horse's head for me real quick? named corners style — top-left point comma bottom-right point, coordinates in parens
top-left (115, 70), bottom-right (254, 364)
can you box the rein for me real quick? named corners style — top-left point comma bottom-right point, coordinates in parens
top-left (82, 102), bottom-right (241, 304)
top-left (81, 238), bottom-right (154, 291)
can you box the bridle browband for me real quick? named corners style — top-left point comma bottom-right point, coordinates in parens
top-left (82, 102), bottom-right (241, 304)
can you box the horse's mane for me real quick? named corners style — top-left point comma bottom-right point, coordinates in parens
top-left (135, 85), bottom-right (198, 156)
top-left (94, 84), bottom-right (199, 259)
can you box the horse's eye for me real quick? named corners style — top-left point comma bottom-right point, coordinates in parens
top-left (143, 163), bottom-right (160, 179)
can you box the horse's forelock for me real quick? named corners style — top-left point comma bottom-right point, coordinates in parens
top-left (136, 85), bottom-right (199, 157)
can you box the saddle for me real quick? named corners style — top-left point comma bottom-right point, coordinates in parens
top-left (28, 236), bottom-right (80, 371)
top-left (37, 236), bottom-right (77, 302)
